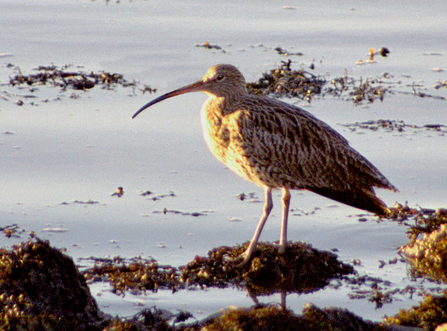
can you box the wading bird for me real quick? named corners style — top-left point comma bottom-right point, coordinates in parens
top-left (132, 64), bottom-right (397, 265)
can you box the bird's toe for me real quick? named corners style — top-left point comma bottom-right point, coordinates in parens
top-left (226, 251), bottom-right (251, 267)
top-left (273, 242), bottom-right (287, 254)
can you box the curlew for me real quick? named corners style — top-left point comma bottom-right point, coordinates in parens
top-left (132, 64), bottom-right (397, 265)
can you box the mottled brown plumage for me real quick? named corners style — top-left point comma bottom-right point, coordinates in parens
top-left (133, 64), bottom-right (397, 265)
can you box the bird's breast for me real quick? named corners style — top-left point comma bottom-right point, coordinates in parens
top-left (200, 102), bottom-right (270, 187)
top-left (200, 100), bottom-right (230, 163)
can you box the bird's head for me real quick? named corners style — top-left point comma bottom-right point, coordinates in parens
top-left (132, 64), bottom-right (247, 119)
top-left (200, 64), bottom-right (247, 97)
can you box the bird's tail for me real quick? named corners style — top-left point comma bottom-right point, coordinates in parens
top-left (309, 187), bottom-right (390, 216)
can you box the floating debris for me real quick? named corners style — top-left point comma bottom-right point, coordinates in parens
top-left (340, 119), bottom-right (447, 134)
top-left (154, 209), bottom-right (208, 217)
top-left (236, 192), bottom-right (261, 202)
top-left (412, 81), bottom-right (447, 100)
top-left (379, 47), bottom-right (390, 57)
top-left (435, 80), bottom-right (447, 89)
top-left (42, 228), bottom-right (69, 233)
top-left (146, 191), bottom-right (176, 201)
top-left (344, 271), bottom-right (405, 309)
top-left (0, 224), bottom-right (20, 238)
top-left (281, 6), bottom-right (297, 10)
top-left (423, 52), bottom-right (443, 56)
top-left (110, 186), bottom-right (124, 197)
top-left (72, 199), bottom-right (100, 205)
top-left (274, 47), bottom-right (303, 56)
top-left (357, 47), bottom-right (390, 65)
top-left (194, 42), bottom-right (223, 50)
top-left (140, 84), bottom-right (157, 94)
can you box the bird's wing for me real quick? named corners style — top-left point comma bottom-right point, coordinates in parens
top-left (226, 96), bottom-right (396, 192)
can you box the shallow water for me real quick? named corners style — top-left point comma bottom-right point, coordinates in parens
top-left (1, 0), bottom-right (447, 323)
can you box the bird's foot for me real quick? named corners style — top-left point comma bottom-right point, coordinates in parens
top-left (226, 250), bottom-right (251, 267)
top-left (273, 242), bottom-right (286, 254)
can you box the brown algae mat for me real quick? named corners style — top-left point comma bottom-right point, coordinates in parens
top-left (83, 241), bottom-right (353, 297)
top-left (0, 237), bottom-right (389, 330)
top-left (7, 58), bottom-right (445, 108)
top-left (3, 230), bottom-right (447, 330)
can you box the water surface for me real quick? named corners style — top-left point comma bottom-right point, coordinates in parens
top-left (1, 0), bottom-right (447, 323)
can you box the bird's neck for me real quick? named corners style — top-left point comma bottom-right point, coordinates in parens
top-left (201, 94), bottom-right (238, 137)
top-left (203, 94), bottom-right (238, 117)
top-left (200, 95), bottom-right (233, 162)
top-left (202, 96), bottom-right (224, 126)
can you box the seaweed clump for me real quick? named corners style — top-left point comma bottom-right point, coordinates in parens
top-left (0, 238), bottom-right (103, 330)
top-left (327, 74), bottom-right (387, 104)
top-left (103, 307), bottom-right (172, 331)
top-left (383, 202), bottom-right (447, 282)
top-left (387, 202), bottom-right (447, 242)
top-left (0, 239), bottom-right (175, 330)
top-left (83, 256), bottom-right (179, 295)
top-left (247, 60), bottom-right (326, 101)
top-left (197, 303), bottom-right (384, 331)
top-left (8, 64), bottom-right (156, 92)
top-left (246, 60), bottom-right (390, 105)
top-left (84, 242), bottom-right (353, 297)
top-left (400, 223), bottom-right (447, 282)
top-left (350, 78), bottom-right (387, 104)
top-left (406, 207), bottom-right (447, 239)
top-left (181, 241), bottom-right (354, 296)
top-left (0, 237), bottom-right (420, 330)
top-left (341, 119), bottom-right (447, 134)
top-left (382, 293), bottom-right (447, 330)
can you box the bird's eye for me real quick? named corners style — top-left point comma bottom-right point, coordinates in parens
top-left (216, 74), bottom-right (224, 81)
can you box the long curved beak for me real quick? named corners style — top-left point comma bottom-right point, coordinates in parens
top-left (132, 80), bottom-right (205, 119)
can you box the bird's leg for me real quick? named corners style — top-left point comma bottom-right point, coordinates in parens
top-left (232, 187), bottom-right (273, 265)
top-left (278, 188), bottom-right (291, 253)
